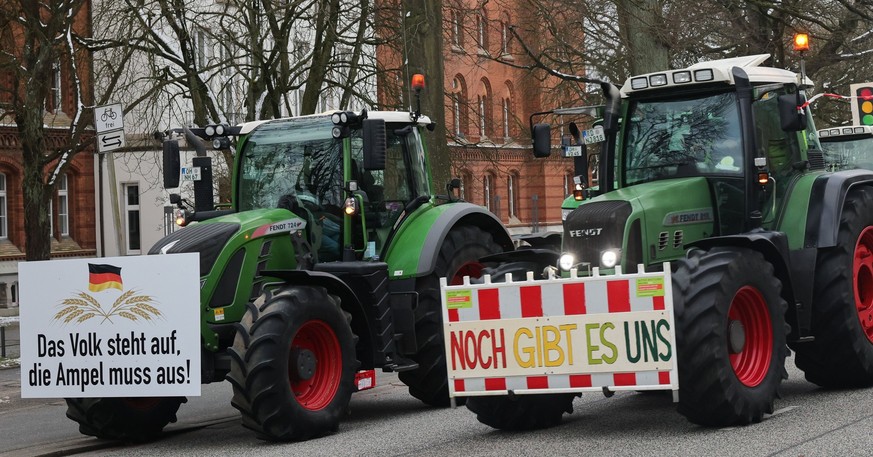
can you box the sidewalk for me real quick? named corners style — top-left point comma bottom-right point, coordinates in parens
top-left (0, 307), bottom-right (20, 367)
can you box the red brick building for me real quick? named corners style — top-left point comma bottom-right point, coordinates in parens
top-left (0, 2), bottom-right (97, 305)
top-left (443, 0), bottom-right (576, 235)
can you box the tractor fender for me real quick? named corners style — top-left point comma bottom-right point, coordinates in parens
top-left (688, 231), bottom-right (802, 337)
top-left (260, 269), bottom-right (376, 368)
top-left (386, 202), bottom-right (512, 279)
top-left (805, 169), bottom-right (873, 249)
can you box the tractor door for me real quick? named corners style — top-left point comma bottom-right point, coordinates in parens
top-left (751, 87), bottom-right (804, 228)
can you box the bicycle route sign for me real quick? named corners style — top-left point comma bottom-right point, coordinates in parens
top-left (95, 103), bottom-right (126, 153)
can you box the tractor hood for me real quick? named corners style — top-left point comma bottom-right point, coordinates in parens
top-left (563, 177), bottom-right (715, 269)
top-left (148, 208), bottom-right (305, 277)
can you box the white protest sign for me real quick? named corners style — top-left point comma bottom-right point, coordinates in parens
top-left (18, 254), bottom-right (201, 398)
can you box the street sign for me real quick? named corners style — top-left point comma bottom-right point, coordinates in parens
top-left (97, 130), bottom-right (126, 153)
top-left (95, 104), bottom-right (124, 133)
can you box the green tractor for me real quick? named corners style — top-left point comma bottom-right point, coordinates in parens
top-left (457, 54), bottom-right (873, 429)
top-left (65, 88), bottom-right (512, 441)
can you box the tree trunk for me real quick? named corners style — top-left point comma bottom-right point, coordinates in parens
top-left (402, 0), bottom-right (450, 189)
top-left (617, 0), bottom-right (670, 74)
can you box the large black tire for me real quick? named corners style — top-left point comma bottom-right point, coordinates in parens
top-left (65, 396), bottom-right (186, 442)
top-left (672, 247), bottom-right (788, 426)
top-left (465, 261), bottom-right (577, 430)
top-left (466, 393), bottom-right (576, 430)
top-left (398, 225), bottom-right (502, 406)
top-left (795, 188), bottom-right (873, 387)
top-left (228, 285), bottom-right (358, 441)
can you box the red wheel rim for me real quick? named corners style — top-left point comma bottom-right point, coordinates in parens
top-left (450, 262), bottom-right (485, 286)
top-left (854, 227), bottom-right (873, 344)
top-left (288, 320), bottom-right (342, 411)
top-left (727, 286), bottom-right (773, 387)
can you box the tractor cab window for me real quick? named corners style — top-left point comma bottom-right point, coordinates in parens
top-left (350, 123), bottom-right (430, 253)
top-left (752, 88), bottom-right (801, 183)
top-left (238, 117), bottom-right (343, 212)
top-left (623, 92), bottom-right (743, 186)
top-left (238, 116), bottom-right (344, 261)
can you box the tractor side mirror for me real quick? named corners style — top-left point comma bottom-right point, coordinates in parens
top-left (163, 139), bottom-right (181, 188)
top-left (778, 93), bottom-right (808, 132)
top-left (363, 118), bottom-right (387, 170)
top-left (532, 123), bottom-right (552, 158)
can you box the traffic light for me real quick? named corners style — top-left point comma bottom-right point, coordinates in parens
top-left (852, 82), bottom-right (873, 126)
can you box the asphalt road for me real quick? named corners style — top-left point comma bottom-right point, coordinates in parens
top-left (2, 353), bottom-right (873, 457)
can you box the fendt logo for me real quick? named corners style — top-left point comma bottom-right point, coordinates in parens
top-left (568, 228), bottom-right (604, 237)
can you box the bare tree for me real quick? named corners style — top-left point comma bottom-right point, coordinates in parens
top-left (0, 0), bottom-right (94, 260)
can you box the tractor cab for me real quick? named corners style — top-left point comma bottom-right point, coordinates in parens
top-left (534, 54), bottom-right (823, 272)
top-left (232, 111), bottom-right (434, 263)
top-left (165, 110), bottom-right (435, 265)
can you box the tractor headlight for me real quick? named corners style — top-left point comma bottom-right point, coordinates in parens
top-left (561, 208), bottom-right (572, 221)
top-left (600, 249), bottom-right (620, 269)
top-left (559, 254), bottom-right (575, 271)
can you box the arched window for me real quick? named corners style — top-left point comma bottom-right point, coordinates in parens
top-left (452, 75), bottom-right (468, 138)
top-left (502, 81), bottom-right (514, 140)
top-left (50, 61), bottom-right (62, 113)
top-left (478, 78), bottom-right (493, 139)
top-left (461, 170), bottom-right (473, 200)
top-left (508, 171), bottom-right (520, 218)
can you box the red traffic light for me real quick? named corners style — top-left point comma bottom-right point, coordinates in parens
top-left (858, 86), bottom-right (873, 126)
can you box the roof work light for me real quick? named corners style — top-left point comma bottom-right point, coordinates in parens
top-left (793, 33), bottom-right (809, 52)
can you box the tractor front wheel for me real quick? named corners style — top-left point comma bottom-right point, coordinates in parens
top-left (795, 187), bottom-right (873, 387)
top-left (672, 247), bottom-right (787, 426)
top-left (65, 396), bottom-right (186, 442)
top-left (228, 285), bottom-right (358, 441)
top-left (398, 225), bottom-right (502, 406)
top-left (466, 393), bottom-right (576, 430)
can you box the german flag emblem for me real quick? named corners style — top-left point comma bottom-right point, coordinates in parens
top-left (88, 263), bottom-right (123, 292)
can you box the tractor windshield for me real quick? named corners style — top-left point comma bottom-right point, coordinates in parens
top-left (237, 116), bottom-right (344, 212)
top-left (821, 136), bottom-right (873, 171)
top-left (623, 92), bottom-right (743, 186)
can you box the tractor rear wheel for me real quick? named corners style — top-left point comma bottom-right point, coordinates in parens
top-left (228, 285), bottom-right (358, 441)
top-left (466, 393), bottom-right (576, 430)
top-left (65, 396), bottom-right (186, 442)
top-left (398, 225), bottom-right (502, 406)
top-left (673, 247), bottom-right (787, 426)
top-left (795, 188), bottom-right (873, 387)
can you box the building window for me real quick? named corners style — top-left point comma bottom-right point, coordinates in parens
top-left (478, 78), bottom-right (492, 138)
top-left (50, 61), bottom-right (62, 112)
top-left (478, 95), bottom-right (486, 137)
top-left (483, 174), bottom-right (492, 211)
top-left (124, 183), bottom-right (141, 254)
top-left (508, 172), bottom-right (519, 218)
top-left (58, 174), bottom-right (69, 236)
top-left (0, 174), bottom-right (6, 239)
top-left (501, 21), bottom-right (509, 55)
top-left (452, 75), bottom-right (467, 138)
top-left (451, 10), bottom-right (464, 48)
top-left (476, 11), bottom-right (488, 51)
top-left (502, 97), bottom-right (510, 138)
